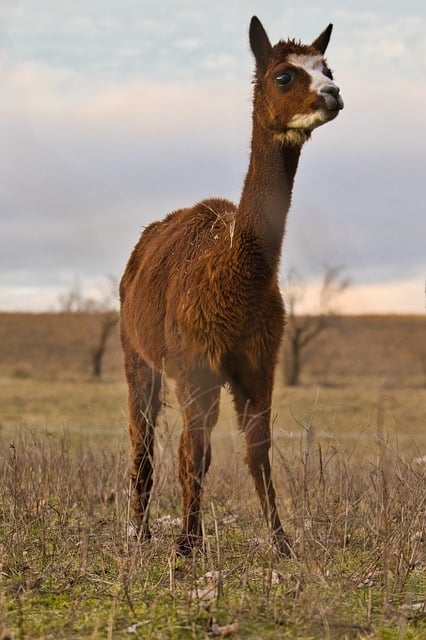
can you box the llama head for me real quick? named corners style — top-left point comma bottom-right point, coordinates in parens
top-left (249, 16), bottom-right (344, 145)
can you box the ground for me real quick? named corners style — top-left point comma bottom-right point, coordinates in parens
top-left (0, 313), bottom-right (425, 639)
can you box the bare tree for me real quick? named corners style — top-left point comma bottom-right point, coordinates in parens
top-left (282, 266), bottom-right (350, 386)
top-left (58, 276), bottom-right (119, 380)
top-left (58, 277), bottom-right (86, 313)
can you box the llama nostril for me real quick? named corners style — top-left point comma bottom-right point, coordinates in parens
top-left (320, 84), bottom-right (340, 97)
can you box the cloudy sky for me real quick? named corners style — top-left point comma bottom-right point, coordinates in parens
top-left (0, 0), bottom-right (425, 313)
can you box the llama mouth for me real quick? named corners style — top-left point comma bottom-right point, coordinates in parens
top-left (317, 103), bottom-right (342, 125)
top-left (324, 107), bottom-right (340, 121)
top-left (323, 93), bottom-right (344, 111)
top-left (313, 92), bottom-right (344, 114)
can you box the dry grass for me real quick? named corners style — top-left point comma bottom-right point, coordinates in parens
top-left (1, 386), bottom-right (425, 639)
top-left (0, 313), bottom-right (425, 638)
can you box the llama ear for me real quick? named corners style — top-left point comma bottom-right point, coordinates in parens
top-left (249, 16), bottom-right (272, 77)
top-left (311, 23), bottom-right (333, 54)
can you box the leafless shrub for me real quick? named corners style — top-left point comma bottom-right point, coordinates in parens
top-left (58, 276), bottom-right (119, 380)
top-left (282, 265), bottom-right (350, 386)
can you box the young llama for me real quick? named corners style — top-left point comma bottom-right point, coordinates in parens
top-left (120, 16), bottom-right (343, 555)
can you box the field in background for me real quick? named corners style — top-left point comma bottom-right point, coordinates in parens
top-left (0, 313), bottom-right (425, 638)
top-left (0, 313), bottom-right (424, 386)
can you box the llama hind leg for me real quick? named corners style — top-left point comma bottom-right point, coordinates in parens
top-left (230, 378), bottom-right (292, 556)
top-left (123, 347), bottom-right (162, 541)
top-left (175, 375), bottom-right (220, 555)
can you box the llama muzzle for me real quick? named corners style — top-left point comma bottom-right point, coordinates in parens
top-left (319, 84), bottom-right (344, 111)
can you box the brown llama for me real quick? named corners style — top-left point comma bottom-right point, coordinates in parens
top-left (120, 16), bottom-right (343, 556)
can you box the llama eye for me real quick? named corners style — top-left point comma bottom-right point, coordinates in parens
top-left (275, 70), bottom-right (294, 87)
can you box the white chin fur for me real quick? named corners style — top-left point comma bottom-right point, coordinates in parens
top-left (274, 130), bottom-right (311, 146)
top-left (287, 110), bottom-right (331, 130)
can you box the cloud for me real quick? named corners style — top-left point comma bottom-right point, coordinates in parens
top-left (334, 9), bottom-right (426, 55)
top-left (0, 61), bottom-right (249, 307)
top-left (0, 2), bottom-right (425, 312)
top-left (284, 60), bottom-right (425, 284)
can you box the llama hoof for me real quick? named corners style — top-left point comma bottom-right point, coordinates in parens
top-left (175, 533), bottom-right (200, 557)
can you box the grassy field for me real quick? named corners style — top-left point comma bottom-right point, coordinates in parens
top-left (0, 313), bottom-right (425, 639)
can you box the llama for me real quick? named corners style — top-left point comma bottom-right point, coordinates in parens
top-left (120, 16), bottom-right (343, 556)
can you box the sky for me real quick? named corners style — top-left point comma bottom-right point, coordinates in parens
top-left (0, 0), bottom-right (425, 313)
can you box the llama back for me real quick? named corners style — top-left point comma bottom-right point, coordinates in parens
top-left (121, 197), bottom-right (235, 372)
top-left (120, 196), bottom-right (283, 374)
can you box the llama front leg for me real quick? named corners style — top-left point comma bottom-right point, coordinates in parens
top-left (175, 378), bottom-right (220, 555)
top-left (123, 346), bottom-right (162, 541)
top-left (231, 381), bottom-right (292, 556)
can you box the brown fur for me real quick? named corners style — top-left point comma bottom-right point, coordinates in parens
top-left (120, 16), bottom-right (342, 555)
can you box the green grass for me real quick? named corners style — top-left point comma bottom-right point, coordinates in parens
top-left (1, 374), bottom-right (425, 639)
top-left (0, 379), bottom-right (127, 441)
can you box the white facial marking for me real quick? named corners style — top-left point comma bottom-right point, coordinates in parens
top-left (285, 53), bottom-right (341, 130)
top-left (287, 53), bottom-right (335, 93)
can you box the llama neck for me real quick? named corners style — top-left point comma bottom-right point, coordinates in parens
top-left (238, 115), bottom-right (303, 271)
